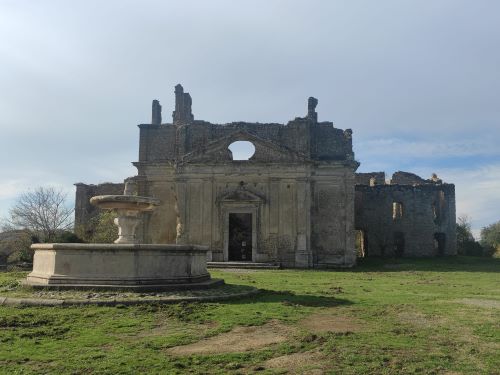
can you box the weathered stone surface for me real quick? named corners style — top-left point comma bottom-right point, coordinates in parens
top-left (391, 171), bottom-right (427, 185)
top-left (172, 84), bottom-right (194, 124)
top-left (74, 85), bottom-right (456, 265)
top-left (152, 99), bottom-right (162, 125)
top-left (133, 85), bottom-right (359, 267)
top-left (355, 172), bottom-right (386, 186)
top-left (26, 243), bottom-right (211, 288)
top-left (74, 182), bottom-right (125, 228)
top-left (307, 96), bottom-right (318, 122)
top-left (89, 184), bottom-right (161, 244)
top-left (355, 172), bottom-right (456, 257)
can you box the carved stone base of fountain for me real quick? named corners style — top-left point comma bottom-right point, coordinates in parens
top-left (25, 243), bottom-right (222, 291)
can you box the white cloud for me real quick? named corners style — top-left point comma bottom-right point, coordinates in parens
top-left (0, 175), bottom-right (75, 223)
top-left (0, 155), bottom-right (136, 221)
top-left (438, 164), bottom-right (500, 237)
top-left (355, 137), bottom-right (500, 238)
top-left (0, 1), bottom-right (498, 242)
top-left (355, 138), bottom-right (499, 160)
top-left (0, 179), bottom-right (25, 200)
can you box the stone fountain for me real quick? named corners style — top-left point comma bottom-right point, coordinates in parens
top-left (25, 182), bottom-right (221, 291)
top-left (89, 181), bottom-right (160, 244)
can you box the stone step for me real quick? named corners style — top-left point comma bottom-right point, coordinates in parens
top-left (207, 261), bottom-right (281, 269)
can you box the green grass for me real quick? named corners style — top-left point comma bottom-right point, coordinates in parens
top-left (0, 256), bottom-right (499, 374)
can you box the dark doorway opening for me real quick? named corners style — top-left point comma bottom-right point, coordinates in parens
top-left (228, 213), bottom-right (252, 261)
top-left (434, 232), bottom-right (446, 256)
top-left (393, 232), bottom-right (405, 257)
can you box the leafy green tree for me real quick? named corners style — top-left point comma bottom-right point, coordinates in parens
top-left (480, 220), bottom-right (500, 257)
top-left (76, 211), bottom-right (117, 244)
top-left (457, 216), bottom-right (474, 245)
top-left (0, 230), bottom-right (35, 263)
top-left (456, 215), bottom-right (484, 256)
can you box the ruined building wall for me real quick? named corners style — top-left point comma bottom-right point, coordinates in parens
top-left (354, 174), bottom-right (456, 257)
top-left (311, 167), bottom-right (357, 266)
top-left (390, 171), bottom-right (428, 185)
top-left (132, 86), bottom-right (358, 267)
top-left (73, 85), bottom-right (457, 266)
top-left (355, 172), bottom-right (386, 186)
top-left (137, 121), bottom-right (354, 164)
top-left (134, 163), bottom-right (356, 268)
top-left (137, 85), bottom-right (354, 165)
top-left (74, 182), bottom-right (124, 229)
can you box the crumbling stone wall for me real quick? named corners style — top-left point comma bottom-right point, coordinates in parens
top-left (311, 169), bottom-right (356, 266)
top-left (355, 172), bottom-right (386, 186)
top-left (138, 121), bottom-right (353, 163)
top-left (74, 84), bottom-right (457, 266)
top-left (137, 86), bottom-right (354, 165)
top-left (133, 84), bottom-right (358, 268)
top-left (355, 172), bottom-right (456, 257)
top-left (390, 171), bottom-right (428, 185)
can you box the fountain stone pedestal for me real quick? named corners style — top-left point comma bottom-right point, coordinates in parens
top-left (25, 183), bottom-right (221, 291)
top-left (25, 243), bottom-right (219, 290)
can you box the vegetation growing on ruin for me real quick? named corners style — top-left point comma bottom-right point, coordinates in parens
top-left (75, 210), bottom-right (117, 244)
top-left (0, 257), bottom-right (499, 374)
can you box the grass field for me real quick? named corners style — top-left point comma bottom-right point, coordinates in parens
top-left (0, 256), bottom-right (499, 374)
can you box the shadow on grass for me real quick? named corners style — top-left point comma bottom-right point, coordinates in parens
top-left (222, 289), bottom-right (353, 307)
top-left (353, 255), bottom-right (500, 273)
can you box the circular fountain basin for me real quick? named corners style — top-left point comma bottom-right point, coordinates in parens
top-left (25, 243), bottom-right (221, 291)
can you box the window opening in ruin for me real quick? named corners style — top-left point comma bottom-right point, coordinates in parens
top-left (228, 213), bottom-right (253, 261)
top-left (355, 230), bottom-right (366, 257)
top-left (392, 202), bottom-right (403, 220)
top-left (228, 141), bottom-right (256, 160)
top-left (393, 232), bottom-right (405, 257)
top-left (434, 232), bottom-right (446, 256)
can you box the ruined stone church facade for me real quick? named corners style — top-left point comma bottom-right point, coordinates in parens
top-left (75, 85), bottom-right (456, 267)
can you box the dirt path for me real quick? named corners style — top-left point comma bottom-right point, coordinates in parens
top-left (166, 320), bottom-right (292, 355)
top-left (264, 350), bottom-right (327, 374)
top-left (299, 310), bottom-right (363, 333)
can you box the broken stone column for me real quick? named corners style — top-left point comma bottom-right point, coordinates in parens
top-left (307, 97), bottom-right (318, 122)
top-left (152, 100), bottom-right (162, 125)
top-left (172, 84), bottom-right (194, 124)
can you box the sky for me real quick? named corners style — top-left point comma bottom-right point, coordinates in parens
top-left (0, 0), bottom-right (499, 237)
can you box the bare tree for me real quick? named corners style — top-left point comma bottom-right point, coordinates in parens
top-left (4, 187), bottom-right (73, 242)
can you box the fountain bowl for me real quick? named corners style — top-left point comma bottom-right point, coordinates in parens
top-left (90, 194), bottom-right (161, 244)
top-left (90, 195), bottom-right (160, 211)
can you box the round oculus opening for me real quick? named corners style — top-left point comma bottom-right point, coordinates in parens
top-left (228, 141), bottom-right (256, 160)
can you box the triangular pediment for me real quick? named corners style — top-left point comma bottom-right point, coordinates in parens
top-left (180, 130), bottom-right (310, 164)
top-left (216, 187), bottom-right (266, 204)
